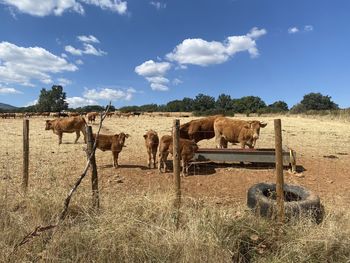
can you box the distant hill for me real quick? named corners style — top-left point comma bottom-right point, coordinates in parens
top-left (0, 102), bottom-right (17, 110)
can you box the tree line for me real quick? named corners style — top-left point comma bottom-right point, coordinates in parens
top-left (0, 85), bottom-right (340, 115)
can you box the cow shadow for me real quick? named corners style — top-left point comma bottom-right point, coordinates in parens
top-left (99, 164), bottom-right (149, 170)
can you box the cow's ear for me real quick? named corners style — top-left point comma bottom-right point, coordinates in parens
top-left (46, 120), bottom-right (50, 123)
top-left (126, 134), bottom-right (130, 138)
top-left (260, 122), bottom-right (267, 128)
top-left (143, 134), bottom-right (147, 139)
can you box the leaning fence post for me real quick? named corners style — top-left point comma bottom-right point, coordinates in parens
top-left (173, 119), bottom-right (181, 211)
top-left (274, 119), bottom-right (285, 223)
top-left (22, 118), bottom-right (29, 192)
top-left (86, 125), bottom-right (99, 210)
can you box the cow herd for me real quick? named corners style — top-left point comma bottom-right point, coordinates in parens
top-left (44, 115), bottom-right (267, 176)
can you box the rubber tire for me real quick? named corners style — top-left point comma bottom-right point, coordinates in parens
top-left (247, 183), bottom-right (323, 223)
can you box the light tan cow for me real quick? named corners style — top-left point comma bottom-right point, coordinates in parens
top-left (143, 130), bottom-right (159, 168)
top-left (214, 117), bottom-right (267, 149)
top-left (158, 135), bottom-right (199, 176)
top-left (45, 116), bottom-right (87, 144)
top-left (93, 132), bottom-right (129, 168)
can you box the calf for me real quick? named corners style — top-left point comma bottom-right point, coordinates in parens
top-left (45, 116), bottom-right (87, 144)
top-left (143, 130), bottom-right (159, 168)
top-left (158, 135), bottom-right (199, 176)
top-left (93, 132), bottom-right (129, 168)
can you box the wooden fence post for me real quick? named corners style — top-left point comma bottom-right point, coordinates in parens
top-left (274, 119), bottom-right (285, 223)
top-left (173, 119), bottom-right (181, 210)
top-left (86, 126), bottom-right (99, 210)
top-left (22, 119), bottom-right (29, 192)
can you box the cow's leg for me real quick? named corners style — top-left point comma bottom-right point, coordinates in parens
top-left (215, 134), bottom-right (223, 148)
top-left (113, 151), bottom-right (119, 168)
top-left (158, 152), bottom-right (164, 172)
top-left (81, 128), bottom-right (87, 143)
top-left (147, 148), bottom-right (151, 168)
top-left (181, 159), bottom-right (187, 177)
top-left (152, 148), bottom-right (157, 169)
top-left (58, 132), bottom-right (63, 145)
top-left (75, 131), bottom-right (80, 144)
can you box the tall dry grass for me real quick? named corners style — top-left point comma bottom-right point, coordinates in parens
top-left (1, 181), bottom-right (349, 263)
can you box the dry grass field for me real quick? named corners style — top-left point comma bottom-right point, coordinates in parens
top-left (1, 114), bottom-right (350, 262)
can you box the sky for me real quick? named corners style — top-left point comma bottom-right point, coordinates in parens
top-left (0, 0), bottom-right (349, 109)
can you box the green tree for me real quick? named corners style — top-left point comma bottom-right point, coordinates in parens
top-left (300, 92), bottom-right (338, 110)
top-left (193, 93), bottom-right (215, 112)
top-left (215, 94), bottom-right (233, 111)
top-left (37, 85), bottom-right (68, 112)
top-left (232, 96), bottom-right (266, 113)
top-left (166, 100), bottom-right (183, 112)
top-left (182, 97), bottom-right (194, 112)
top-left (268, 101), bottom-right (289, 112)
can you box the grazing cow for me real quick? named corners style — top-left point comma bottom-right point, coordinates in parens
top-left (214, 117), bottom-right (267, 149)
top-left (143, 130), bottom-right (159, 168)
top-left (93, 132), bottom-right (130, 168)
top-left (68, 112), bottom-right (80, 117)
top-left (158, 135), bottom-right (199, 176)
top-left (87, 112), bottom-right (99, 123)
top-left (45, 116), bottom-right (87, 144)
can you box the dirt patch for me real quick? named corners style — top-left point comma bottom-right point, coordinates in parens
top-left (0, 115), bottom-right (349, 205)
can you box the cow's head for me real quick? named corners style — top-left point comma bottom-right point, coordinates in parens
top-left (143, 130), bottom-right (159, 144)
top-left (117, 132), bottom-right (130, 146)
top-left (45, 120), bottom-right (53, 130)
top-left (245, 121), bottom-right (267, 140)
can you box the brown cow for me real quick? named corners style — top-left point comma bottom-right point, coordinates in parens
top-left (158, 135), bottom-right (199, 176)
top-left (180, 115), bottom-right (228, 147)
top-left (214, 117), bottom-right (267, 149)
top-left (45, 116), bottom-right (87, 144)
top-left (87, 112), bottom-right (99, 123)
top-left (93, 132), bottom-right (129, 168)
top-left (143, 130), bottom-right (159, 168)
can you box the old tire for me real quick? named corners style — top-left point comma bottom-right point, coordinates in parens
top-left (247, 183), bottom-right (323, 223)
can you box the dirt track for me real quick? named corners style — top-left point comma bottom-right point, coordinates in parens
top-left (1, 115), bottom-right (349, 205)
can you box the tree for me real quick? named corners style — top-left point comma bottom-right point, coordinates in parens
top-left (268, 101), bottom-right (289, 112)
top-left (215, 94), bottom-right (233, 111)
top-left (232, 96), bottom-right (266, 113)
top-left (166, 100), bottom-right (183, 112)
top-left (37, 85), bottom-right (68, 112)
top-left (182, 97), bottom-right (194, 112)
top-left (300, 92), bottom-right (338, 111)
top-left (193, 93), bottom-right (215, 112)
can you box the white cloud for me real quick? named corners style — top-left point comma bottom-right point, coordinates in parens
top-left (150, 1), bottom-right (166, 10)
top-left (0, 0), bottom-right (127, 17)
top-left (57, 77), bottom-right (72, 86)
top-left (25, 99), bottom-right (38, 106)
top-left (135, 60), bottom-right (171, 91)
top-left (77, 35), bottom-right (100, 43)
top-left (83, 87), bottom-right (136, 101)
top-left (0, 86), bottom-right (22, 94)
top-left (75, 59), bottom-right (84, 65)
top-left (64, 43), bottom-right (107, 56)
top-left (80, 0), bottom-right (127, 14)
top-left (83, 43), bottom-right (107, 56)
top-left (65, 45), bottom-right (83, 56)
top-left (61, 53), bottom-right (68, 58)
top-left (166, 27), bottom-right (267, 66)
top-left (304, 25), bottom-right (314, 32)
top-left (172, 78), bottom-right (182, 85)
top-left (288, 27), bottom-right (299, 34)
top-left (150, 83), bottom-right (168, 91)
top-left (0, 41), bottom-right (78, 86)
top-left (66, 96), bottom-right (98, 108)
top-left (135, 60), bottom-right (171, 77)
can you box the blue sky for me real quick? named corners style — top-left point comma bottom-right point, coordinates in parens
top-left (0, 0), bottom-right (349, 108)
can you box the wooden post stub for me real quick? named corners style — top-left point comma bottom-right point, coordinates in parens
top-left (22, 119), bottom-right (29, 192)
top-left (274, 119), bottom-right (285, 223)
top-left (173, 119), bottom-right (181, 209)
top-left (86, 126), bottom-right (99, 209)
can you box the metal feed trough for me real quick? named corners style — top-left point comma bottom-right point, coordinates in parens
top-left (192, 147), bottom-right (296, 172)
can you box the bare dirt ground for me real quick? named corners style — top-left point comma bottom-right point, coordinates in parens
top-left (1, 115), bottom-right (349, 206)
